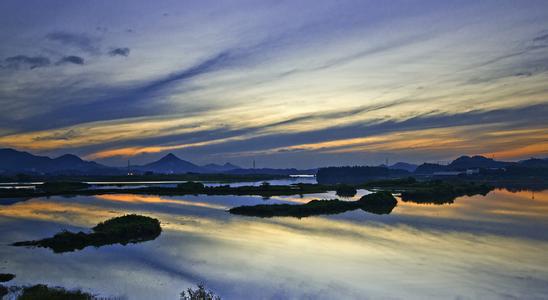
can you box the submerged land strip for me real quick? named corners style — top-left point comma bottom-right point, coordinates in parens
top-left (0, 181), bottom-right (334, 198)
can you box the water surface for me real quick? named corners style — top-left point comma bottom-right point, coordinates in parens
top-left (0, 188), bottom-right (547, 299)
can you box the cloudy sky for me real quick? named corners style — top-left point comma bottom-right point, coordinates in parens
top-left (0, 0), bottom-right (547, 168)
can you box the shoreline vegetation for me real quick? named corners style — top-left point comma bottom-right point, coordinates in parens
top-left (229, 191), bottom-right (397, 217)
top-left (13, 215), bottom-right (161, 253)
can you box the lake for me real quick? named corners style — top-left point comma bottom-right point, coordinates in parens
top-left (0, 187), bottom-right (547, 299)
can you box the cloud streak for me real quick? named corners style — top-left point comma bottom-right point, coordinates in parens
top-left (3, 55), bottom-right (50, 69)
top-left (56, 55), bottom-right (84, 65)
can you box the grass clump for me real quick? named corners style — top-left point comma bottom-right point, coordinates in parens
top-left (13, 214), bottom-right (161, 253)
top-left (18, 284), bottom-right (95, 300)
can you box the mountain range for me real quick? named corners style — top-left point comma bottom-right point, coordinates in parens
top-left (0, 148), bottom-right (113, 175)
top-left (0, 148), bottom-right (546, 176)
top-left (0, 148), bottom-right (241, 175)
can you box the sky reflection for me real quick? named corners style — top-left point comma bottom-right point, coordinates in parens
top-left (0, 189), bottom-right (547, 299)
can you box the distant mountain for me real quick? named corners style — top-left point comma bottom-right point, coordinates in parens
top-left (226, 168), bottom-right (317, 176)
top-left (136, 153), bottom-right (205, 174)
top-left (317, 166), bottom-right (409, 184)
top-left (389, 162), bottom-right (418, 172)
top-left (51, 154), bottom-right (111, 172)
top-left (414, 163), bottom-right (448, 174)
top-left (447, 155), bottom-right (511, 170)
top-left (0, 148), bottom-right (114, 174)
top-left (202, 162), bottom-right (241, 172)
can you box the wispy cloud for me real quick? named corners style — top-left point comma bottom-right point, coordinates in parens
top-left (56, 55), bottom-right (84, 65)
top-left (108, 47), bottom-right (130, 57)
top-left (45, 31), bottom-right (101, 54)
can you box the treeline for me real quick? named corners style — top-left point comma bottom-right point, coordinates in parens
top-left (317, 166), bottom-right (409, 184)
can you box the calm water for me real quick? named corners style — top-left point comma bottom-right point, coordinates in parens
top-left (0, 188), bottom-right (547, 299)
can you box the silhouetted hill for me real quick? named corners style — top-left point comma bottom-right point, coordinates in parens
top-left (448, 155), bottom-right (511, 170)
top-left (135, 153), bottom-right (205, 174)
top-left (389, 162), bottom-right (418, 172)
top-left (414, 163), bottom-right (448, 174)
top-left (0, 148), bottom-right (115, 175)
top-left (202, 162), bottom-right (241, 172)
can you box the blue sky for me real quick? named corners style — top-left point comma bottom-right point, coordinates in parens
top-left (0, 0), bottom-right (547, 168)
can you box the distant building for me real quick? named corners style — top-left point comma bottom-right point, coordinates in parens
top-left (465, 168), bottom-right (480, 175)
top-left (433, 171), bottom-right (462, 176)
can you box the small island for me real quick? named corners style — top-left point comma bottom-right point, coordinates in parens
top-left (363, 178), bottom-right (493, 204)
top-left (229, 191), bottom-right (397, 218)
top-left (13, 215), bottom-right (161, 253)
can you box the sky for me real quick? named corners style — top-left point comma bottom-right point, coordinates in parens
top-left (0, 0), bottom-right (547, 168)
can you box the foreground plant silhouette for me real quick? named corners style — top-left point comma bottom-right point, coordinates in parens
top-left (180, 284), bottom-right (221, 300)
top-left (13, 214), bottom-right (161, 253)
